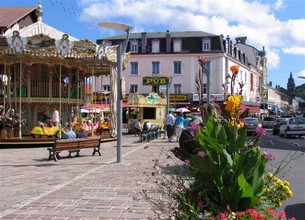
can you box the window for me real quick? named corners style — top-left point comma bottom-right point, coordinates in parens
top-left (202, 39), bottom-right (211, 51)
top-left (174, 84), bottom-right (182, 94)
top-left (130, 40), bottom-right (139, 53)
top-left (103, 85), bottom-right (110, 91)
top-left (143, 107), bottom-right (156, 119)
top-left (152, 61), bottom-right (160, 75)
top-left (173, 61), bottom-right (182, 75)
top-left (130, 84), bottom-right (138, 93)
top-left (173, 39), bottom-right (182, 52)
top-left (130, 62), bottom-right (138, 75)
top-left (152, 39), bottom-right (160, 53)
top-left (202, 84), bottom-right (207, 94)
top-left (152, 85), bottom-right (160, 93)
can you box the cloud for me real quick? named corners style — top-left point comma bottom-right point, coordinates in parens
top-left (296, 69), bottom-right (305, 78)
top-left (283, 47), bottom-right (305, 55)
top-left (78, 0), bottom-right (304, 72)
top-left (273, 0), bottom-right (284, 10)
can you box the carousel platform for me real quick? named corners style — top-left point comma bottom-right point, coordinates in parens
top-left (0, 132), bottom-right (116, 148)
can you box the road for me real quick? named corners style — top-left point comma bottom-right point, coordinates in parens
top-left (260, 129), bottom-right (305, 219)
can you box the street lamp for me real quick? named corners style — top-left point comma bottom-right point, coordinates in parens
top-left (97, 22), bottom-right (132, 163)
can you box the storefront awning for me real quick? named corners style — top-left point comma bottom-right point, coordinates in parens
top-left (240, 104), bottom-right (260, 113)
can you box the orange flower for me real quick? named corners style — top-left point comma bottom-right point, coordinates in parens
top-left (230, 65), bottom-right (239, 74)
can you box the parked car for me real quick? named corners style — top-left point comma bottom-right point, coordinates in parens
top-left (272, 117), bottom-right (286, 135)
top-left (262, 116), bottom-right (275, 128)
top-left (279, 117), bottom-right (305, 138)
top-left (244, 117), bottom-right (261, 135)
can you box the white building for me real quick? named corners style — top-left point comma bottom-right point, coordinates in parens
top-left (95, 31), bottom-right (267, 114)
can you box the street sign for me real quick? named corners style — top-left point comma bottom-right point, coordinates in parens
top-left (143, 76), bottom-right (169, 85)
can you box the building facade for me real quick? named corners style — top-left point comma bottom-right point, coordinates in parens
top-left (96, 31), bottom-right (265, 114)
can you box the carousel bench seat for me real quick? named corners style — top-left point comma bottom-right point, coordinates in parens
top-left (47, 137), bottom-right (102, 161)
top-left (139, 125), bottom-right (161, 142)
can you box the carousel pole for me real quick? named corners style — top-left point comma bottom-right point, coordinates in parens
top-left (19, 59), bottom-right (22, 139)
top-left (77, 69), bottom-right (80, 122)
top-left (91, 66), bottom-right (94, 137)
top-left (59, 62), bottom-right (62, 138)
top-left (3, 61), bottom-right (6, 113)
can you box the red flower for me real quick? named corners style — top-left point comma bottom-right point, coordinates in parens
top-left (197, 201), bottom-right (204, 210)
top-left (235, 211), bottom-right (245, 217)
top-left (226, 204), bottom-right (230, 211)
top-left (278, 211), bottom-right (286, 219)
top-left (218, 213), bottom-right (227, 220)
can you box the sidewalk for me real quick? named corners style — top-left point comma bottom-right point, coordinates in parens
top-left (0, 134), bottom-right (179, 219)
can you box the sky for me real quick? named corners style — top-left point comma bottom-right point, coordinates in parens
top-left (1, 0), bottom-right (305, 88)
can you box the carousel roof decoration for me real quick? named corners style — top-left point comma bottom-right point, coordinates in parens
top-left (0, 3), bottom-right (131, 76)
top-left (128, 92), bottom-right (166, 106)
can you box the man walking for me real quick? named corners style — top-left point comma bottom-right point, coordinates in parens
top-left (165, 110), bottom-right (175, 142)
top-left (51, 107), bottom-right (60, 126)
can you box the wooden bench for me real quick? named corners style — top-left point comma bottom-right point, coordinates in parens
top-left (47, 137), bottom-right (102, 161)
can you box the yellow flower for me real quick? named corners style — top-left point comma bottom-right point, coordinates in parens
top-left (283, 180), bottom-right (290, 186)
top-left (237, 121), bottom-right (244, 129)
top-left (276, 199), bottom-right (282, 207)
top-left (286, 190), bottom-right (293, 198)
top-left (267, 172), bottom-right (273, 179)
top-left (224, 94), bottom-right (242, 116)
top-left (274, 177), bottom-right (281, 184)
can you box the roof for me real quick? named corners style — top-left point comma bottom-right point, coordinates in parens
top-left (101, 31), bottom-right (217, 41)
top-left (10, 20), bottom-right (78, 41)
top-left (0, 6), bottom-right (36, 28)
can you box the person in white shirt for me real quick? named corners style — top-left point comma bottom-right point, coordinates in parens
top-left (51, 107), bottom-right (60, 126)
top-left (165, 110), bottom-right (175, 142)
top-left (134, 119), bottom-right (142, 134)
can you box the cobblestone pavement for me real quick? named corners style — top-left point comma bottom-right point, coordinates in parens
top-left (0, 134), bottom-right (180, 220)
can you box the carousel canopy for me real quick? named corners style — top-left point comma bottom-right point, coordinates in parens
top-left (0, 3), bottom-right (130, 77)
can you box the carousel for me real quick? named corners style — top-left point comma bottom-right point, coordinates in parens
top-left (0, 3), bottom-right (128, 145)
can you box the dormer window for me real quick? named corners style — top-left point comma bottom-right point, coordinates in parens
top-left (152, 39), bottom-right (160, 53)
top-left (202, 38), bottom-right (211, 51)
top-left (173, 38), bottom-right (182, 52)
top-left (130, 40), bottom-right (139, 53)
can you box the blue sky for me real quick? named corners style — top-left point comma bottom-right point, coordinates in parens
top-left (1, 0), bottom-right (305, 88)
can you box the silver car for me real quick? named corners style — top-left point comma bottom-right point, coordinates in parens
top-left (244, 117), bottom-right (261, 135)
top-left (279, 117), bottom-right (305, 138)
top-left (262, 116), bottom-right (275, 128)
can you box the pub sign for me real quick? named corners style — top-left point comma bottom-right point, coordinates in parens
top-left (143, 76), bottom-right (169, 85)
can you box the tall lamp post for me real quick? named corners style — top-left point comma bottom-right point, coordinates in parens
top-left (98, 22), bottom-right (132, 163)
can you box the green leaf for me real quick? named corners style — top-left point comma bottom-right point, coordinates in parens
top-left (238, 174), bottom-right (254, 198)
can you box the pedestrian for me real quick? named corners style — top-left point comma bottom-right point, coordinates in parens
top-left (163, 117), bottom-right (167, 139)
top-left (175, 112), bottom-right (185, 142)
top-left (134, 119), bottom-right (142, 135)
top-left (51, 106), bottom-right (60, 126)
top-left (165, 110), bottom-right (175, 142)
top-left (77, 126), bottom-right (88, 138)
top-left (61, 123), bottom-right (76, 139)
top-left (183, 113), bottom-right (192, 129)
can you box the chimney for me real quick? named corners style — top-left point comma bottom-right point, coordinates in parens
top-left (141, 32), bottom-right (147, 53)
top-left (235, 36), bottom-right (247, 44)
top-left (166, 30), bottom-right (171, 53)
